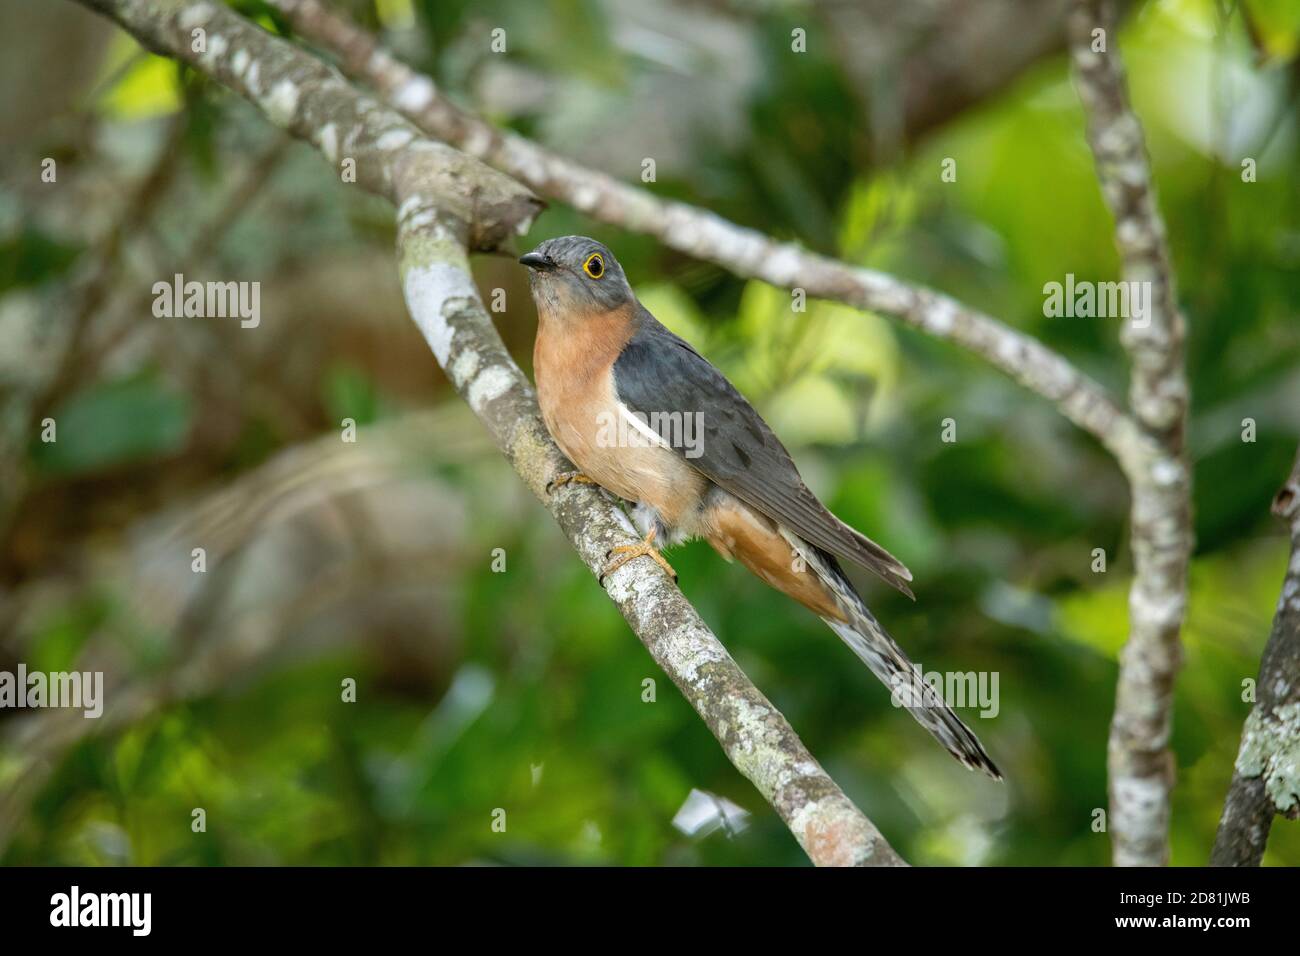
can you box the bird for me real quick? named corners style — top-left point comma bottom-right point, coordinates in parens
top-left (519, 235), bottom-right (1000, 778)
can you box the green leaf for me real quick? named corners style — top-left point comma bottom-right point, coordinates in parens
top-left (1244, 0), bottom-right (1300, 59)
top-left (322, 362), bottom-right (381, 426)
top-left (99, 46), bottom-right (180, 120)
top-left (762, 375), bottom-right (857, 445)
top-left (33, 375), bottom-right (192, 475)
top-left (637, 282), bottom-right (712, 350)
top-left (838, 174), bottom-right (919, 263)
top-left (0, 226), bottom-right (82, 294)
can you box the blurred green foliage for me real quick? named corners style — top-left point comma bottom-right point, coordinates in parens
top-left (32, 374), bottom-right (193, 476)
top-left (2, 0), bottom-right (1299, 867)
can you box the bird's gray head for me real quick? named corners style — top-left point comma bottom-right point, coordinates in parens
top-left (518, 236), bottom-right (634, 315)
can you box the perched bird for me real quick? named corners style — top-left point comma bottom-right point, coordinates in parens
top-left (520, 236), bottom-right (1000, 778)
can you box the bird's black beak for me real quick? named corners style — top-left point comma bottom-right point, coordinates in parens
top-left (518, 252), bottom-right (557, 272)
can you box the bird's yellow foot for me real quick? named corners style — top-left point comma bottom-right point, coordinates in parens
top-left (546, 470), bottom-right (597, 495)
top-left (600, 528), bottom-right (677, 584)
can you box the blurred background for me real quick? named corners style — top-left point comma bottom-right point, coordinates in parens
top-left (1, 0), bottom-right (1298, 866)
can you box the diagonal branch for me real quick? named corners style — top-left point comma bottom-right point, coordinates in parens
top-left (1211, 449), bottom-right (1300, 866)
top-left (71, 0), bottom-right (904, 867)
top-left (267, 0), bottom-right (1143, 466)
top-left (1068, 0), bottom-right (1193, 866)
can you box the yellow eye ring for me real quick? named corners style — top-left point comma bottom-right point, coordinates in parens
top-left (583, 253), bottom-right (605, 279)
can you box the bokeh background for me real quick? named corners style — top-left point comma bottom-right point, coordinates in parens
top-left (1, 0), bottom-right (1298, 865)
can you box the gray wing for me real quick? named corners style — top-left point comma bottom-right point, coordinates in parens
top-left (612, 312), bottom-right (914, 598)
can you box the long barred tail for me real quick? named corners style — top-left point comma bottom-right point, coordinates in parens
top-left (801, 545), bottom-right (1002, 779)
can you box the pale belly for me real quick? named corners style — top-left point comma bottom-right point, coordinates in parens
top-left (538, 387), bottom-right (709, 532)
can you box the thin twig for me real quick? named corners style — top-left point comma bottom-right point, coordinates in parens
top-left (1069, 0), bottom-right (1193, 866)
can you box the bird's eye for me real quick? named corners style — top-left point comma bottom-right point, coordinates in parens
top-left (583, 253), bottom-right (605, 279)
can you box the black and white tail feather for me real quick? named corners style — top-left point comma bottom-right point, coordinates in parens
top-left (794, 538), bottom-right (1001, 779)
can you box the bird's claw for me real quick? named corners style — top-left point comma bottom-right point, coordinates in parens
top-left (546, 470), bottom-right (597, 495)
top-left (599, 530), bottom-right (677, 585)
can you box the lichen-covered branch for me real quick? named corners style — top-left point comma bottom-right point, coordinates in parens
top-left (267, 0), bottom-right (1142, 464)
top-left (1068, 3), bottom-right (1188, 437)
top-left (1211, 451), bottom-right (1300, 866)
top-left (77, 0), bottom-right (540, 249)
top-left (1069, 0), bottom-right (1193, 866)
top-left (73, 0), bottom-right (905, 866)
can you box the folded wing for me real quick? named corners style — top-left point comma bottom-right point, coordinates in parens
top-left (613, 312), bottom-right (914, 598)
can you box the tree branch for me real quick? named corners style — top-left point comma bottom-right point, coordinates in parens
top-left (1069, 0), bottom-right (1193, 866)
top-left (1211, 450), bottom-right (1300, 866)
top-left (77, 0), bottom-right (540, 247)
top-left (71, 0), bottom-right (904, 867)
top-left (267, 0), bottom-right (1143, 465)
